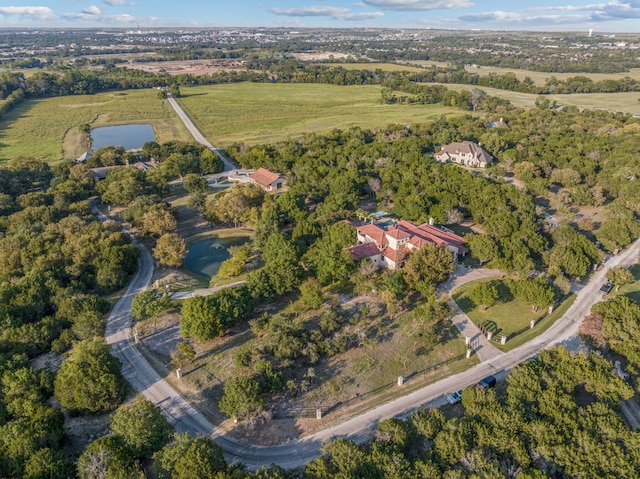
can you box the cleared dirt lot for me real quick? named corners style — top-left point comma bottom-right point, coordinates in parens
top-left (123, 58), bottom-right (246, 75)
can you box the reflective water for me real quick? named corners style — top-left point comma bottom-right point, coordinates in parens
top-left (183, 237), bottom-right (250, 278)
top-left (91, 124), bottom-right (155, 151)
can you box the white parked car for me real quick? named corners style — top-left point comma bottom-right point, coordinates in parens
top-left (446, 390), bottom-right (463, 405)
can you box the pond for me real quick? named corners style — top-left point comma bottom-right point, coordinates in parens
top-left (183, 237), bottom-right (249, 278)
top-left (91, 124), bottom-right (155, 151)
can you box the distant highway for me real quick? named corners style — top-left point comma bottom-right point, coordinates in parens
top-left (165, 93), bottom-right (236, 172)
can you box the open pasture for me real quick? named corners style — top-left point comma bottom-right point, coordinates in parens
top-left (178, 83), bottom-right (464, 147)
top-left (0, 89), bottom-right (190, 163)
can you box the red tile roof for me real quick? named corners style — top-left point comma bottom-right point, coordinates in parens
top-left (357, 224), bottom-right (387, 247)
top-left (382, 246), bottom-right (407, 264)
top-left (386, 227), bottom-right (411, 240)
top-left (348, 242), bottom-right (381, 260)
top-left (250, 168), bottom-right (281, 188)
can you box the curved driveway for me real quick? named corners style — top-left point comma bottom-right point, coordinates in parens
top-left (102, 204), bottom-right (640, 470)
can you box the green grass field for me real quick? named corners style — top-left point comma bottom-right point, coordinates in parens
top-left (177, 83), bottom-right (466, 147)
top-left (453, 278), bottom-right (576, 351)
top-left (0, 89), bottom-right (191, 163)
top-left (428, 82), bottom-right (640, 114)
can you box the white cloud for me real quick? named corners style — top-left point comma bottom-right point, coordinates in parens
top-left (82, 5), bottom-right (101, 15)
top-left (361, 0), bottom-right (473, 11)
top-left (270, 4), bottom-right (383, 20)
top-left (270, 6), bottom-right (351, 17)
top-left (62, 11), bottom-right (136, 23)
top-left (0, 6), bottom-right (55, 21)
top-left (103, 0), bottom-right (135, 5)
top-left (460, 1), bottom-right (640, 26)
top-left (343, 11), bottom-right (384, 20)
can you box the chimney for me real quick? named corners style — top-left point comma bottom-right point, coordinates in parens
top-left (429, 217), bottom-right (434, 226)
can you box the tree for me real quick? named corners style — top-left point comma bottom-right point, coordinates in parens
top-left (54, 338), bottom-right (125, 414)
top-left (131, 289), bottom-right (167, 321)
top-left (183, 173), bottom-right (208, 194)
top-left (469, 281), bottom-right (499, 311)
top-left (77, 436), bottom-right (138, 479)
top-left (110, 398), bottom-right (173, 458)
top-left (305, 239), bottom-right (355, 286)
top-left (606, 266), bottom-right (633, 291)
top-left (466, 234), bottom-right (499, 265)
top-left (172, 437), bottom-right (226, 479)
top-left (141, 203), bottom-right (177, 237)
top-left (218, 376), bottom-right (265, 421)
top-left (403, 244), bottom-right (456, 296)
top-left (24, 447), bottom-right (74, 479)
top-left (510, 277), bottom-right (555, 312)
top-left (299, 278), bottom-right (324, 309)
top-left (153, 233), bottom-right (186, 268)
top-left (95, 168), bottom-right (146, 206)
top-left (180, 295), bottom-right (222, 341)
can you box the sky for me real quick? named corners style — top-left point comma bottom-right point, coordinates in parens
top-left (0, 1), bottom-right (639, 32)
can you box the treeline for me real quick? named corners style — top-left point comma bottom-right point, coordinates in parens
top-left (302, 347), bottom-right (637, 478)
top-left (0, 158), bottom-right (141, 477)
top-left (1, 61), bottom-right (637, 121)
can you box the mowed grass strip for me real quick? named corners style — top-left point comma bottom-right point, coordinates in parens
top-left (177, 83), bottom-right (465, 147)
top-left (427, 82), bottom-right (640, 114)
top-left (0, 89), bottom-right (191, 163)
top-left (464, 65), bottom-right (640, 85)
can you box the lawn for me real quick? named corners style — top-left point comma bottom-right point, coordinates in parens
top-left (0, 89), bottom-right (191, 163)
top-left (453, 277), bottom-right (576, 351)
top-left (612, 263), bottom-right (640, 303)
top-left (176, 83), bottom-right (467, 147)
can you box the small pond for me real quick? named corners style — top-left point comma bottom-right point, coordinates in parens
top-left (91, 124), bottom-right (155, 151)
top-left (184, 237), bottom-right (249, 278)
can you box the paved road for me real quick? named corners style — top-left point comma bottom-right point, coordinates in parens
top-left (165, 94), bottom-right (236, 172)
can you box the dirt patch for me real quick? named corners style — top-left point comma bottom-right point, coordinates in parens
top-left (63, 411), bottom-right (111, 456)
top-left (574, 383), bottom-right (597, 407)
top-left (124, 59), bottom-right (246, 76)
top-left (31, 351), bottom-right (63, 373)
top-left (291, 52), bottom-right (350, 61)
top-left (136, 313), bottom-right (181, 358)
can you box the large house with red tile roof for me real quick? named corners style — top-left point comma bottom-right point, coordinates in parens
top-left (249, 168), bottom-right (284, 191)
top-left (348, 220), bottom-right (467, 270)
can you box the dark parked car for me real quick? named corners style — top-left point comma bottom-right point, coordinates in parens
top-left (477, 375), bottom-right (497, 389)
top-left (600, 282), bottom-right (614, 294)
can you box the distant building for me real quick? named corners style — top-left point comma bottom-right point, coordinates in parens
top-left (348, 219), bottom-right (467, 270)
top-left (249, 168), bottom-right (284, 191)
top-left (87, 160), bottom-right (157, 181)
top-left (434, 141), bottom-right (493, 168)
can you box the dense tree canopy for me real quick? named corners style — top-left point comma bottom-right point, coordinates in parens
top-left (53, 338), bottom-right (126, 414)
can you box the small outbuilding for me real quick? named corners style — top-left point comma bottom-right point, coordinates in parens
top-left (249, 168), bottom-right (284, 191)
